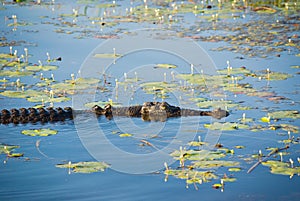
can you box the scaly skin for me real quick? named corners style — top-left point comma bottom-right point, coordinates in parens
top-left (0, 101), bottom-right (229, 124)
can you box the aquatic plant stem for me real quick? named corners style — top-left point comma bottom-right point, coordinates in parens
top-left (247, 145), bottom-right (289, 174)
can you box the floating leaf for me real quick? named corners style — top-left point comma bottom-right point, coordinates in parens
top-left (234, 145), bottom-right (245, 149)
top-left (94, 53), bottom-right (122, 58)
top-left (280, 124), bottom-right (299, 133)
top-left (0, 144), bottom-right (19, 154)
top-left (21, 129), bottom-right (58, 137)
top-left (212, 183), bottom-right (223, 189)
top-left (192, 160), bottom-right (240, 169)
top-left (0, 53), bottom-right (15, 59)
top-left (196, 100), bottom-right (238, 109)
top-left (0, 144), bottom-right (23, 157)
top-left (228, 167), bottom-right (241, 172)
top-left (0, 70), bottom-right (33, 77)
top-left (56, 161), bottom-right (110, 173)
top-left (217, 67), bottom-right (251, 75)
top-left (222, 177), bottom-right (237, 182)
top-left (155, 64), bottom-right (177, 69)
top-left (8, 153), bottom-right (24, 157)
top-left (26, 65), bottom-right (58, 72)
top-left (119, 133), bottom-right (133, 137)
top-left (188, 141), bottom-right (207, 146)
top-left (0, 89), bottom-right (45, 99)
top-left (204, 122), bottom-right (249, 130)
top-left (268, 110), bottom-right (300, 119)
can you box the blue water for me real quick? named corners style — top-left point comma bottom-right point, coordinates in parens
top-left (0, 1), bottom-right (300, 200)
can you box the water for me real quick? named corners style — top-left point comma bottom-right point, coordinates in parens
top-left (1, 1), bottom-right (300, 200)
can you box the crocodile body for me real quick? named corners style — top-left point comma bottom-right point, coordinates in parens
top-left (0, 101), bottom-right (229, 124)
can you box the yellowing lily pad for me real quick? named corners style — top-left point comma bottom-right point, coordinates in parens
top-left (228, 167), bottom-right (242, 172)
top-left (119, 133), bottom-right (133, 137)
top-left (267, 110), bottom-right (300, 119)
top-left (0, 70), bottom-right (33, 77)
top-left (26, 65), bottom-right (58, 72)
top-left (0, 144), bottom-right (19, 154)
top-left (21, 129), bottom-right (58, 137)
top-left (155, 64), bottom-right (177, 69)
top-left (0, 53), bottom-right (15, 59)
top-left (0, 144), bottom-right (23, 157)
top-left (56, 161), bottom-right (110, 173)
top-left (94, 53), bottom-right (122, 58)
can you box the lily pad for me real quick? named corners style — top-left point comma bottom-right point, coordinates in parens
top-left (0, 89), bottom-right (45, 99)
top-left (0, 144), bottom-right (19, 154)
top-left (21, 129), bottom-right (58, 137)
top-left (56, 161), bottom-right (110, 173)
top-left (0, 53), bottom-right (15, 59)
top-left (262, 160), bottom-right (300, 177)
top-left (268, 110), bottom-right (300, 119)
top-left (26, 65), bottom-right (58, 72)
top-left (0, 70), bottom-right (33, 77)
top-left (192, 160), bottom-right (240, 169)
top-left (196, 100), bottom-right (238, 109)
top-left (0, 144), bottom-right (23, 157)
top-left (204, 122), bottom-right (250, 130)
top-left (217, 67), bottom-right (251, 75)
top-left (94, 53), bottom-right (122, 58)
top-left (155, 64), bottom-right (177, 69)
top-left (228, 167), bottom-right (242, 172)
top-left (119, 133), bottom-right (133, 137)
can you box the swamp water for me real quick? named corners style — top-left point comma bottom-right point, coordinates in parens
top-left (0, 0), bottom-right (300, 200)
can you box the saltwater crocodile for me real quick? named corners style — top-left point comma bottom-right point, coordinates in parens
top-left (0, 101), bottom-right (229, 124)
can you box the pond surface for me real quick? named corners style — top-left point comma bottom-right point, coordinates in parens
top-left (0, 0), bottom-right (300, 200)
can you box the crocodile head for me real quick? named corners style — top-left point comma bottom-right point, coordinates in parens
top-left (141, 102), bottom-right (181, 121)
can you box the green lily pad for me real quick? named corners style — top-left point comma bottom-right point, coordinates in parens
top-left (26, 65), bottom-right (58, 72)
top-left (192, 160), bottom-right (240, 169)
top-left (0, 53), bottom-right (15, 59)
top-left (262, 160), bottom-right (300, 177)
top-left (56, 161), bottom-right (110, 173)
top-left (171, 149), bottom-right (227, 161)
top-left (0, 89), bottom-right (45, 99)
top-left (21, 129), bottom-right (58, 137)
top-left (217, 67), bottom-right (251, 75)
top-left (196, 100), bottom-right (238, 109)
top-left (165, 169), bottom-right (218, 182)
top-left (51, 78), bottom-right (100, 93)
top-left (0, 70), bottom-right (33, 77)
top-left (188, 141), bottom-right (207, 146)
top-left (0, 144), bottom-right (19, 154)
top-left (268, 110), bottom-right (300, 119)
top-left (26, 95), bottom-right (70, 103)
top-left (204, 122), bottom-right (250, 130)
top-left (8, 153), bottom-right (24, 157)
top-left (0, 144), bottom-right (23, 157)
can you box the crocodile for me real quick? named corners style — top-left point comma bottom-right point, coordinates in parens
top-left (0, 101), bottom-right (229, 124)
